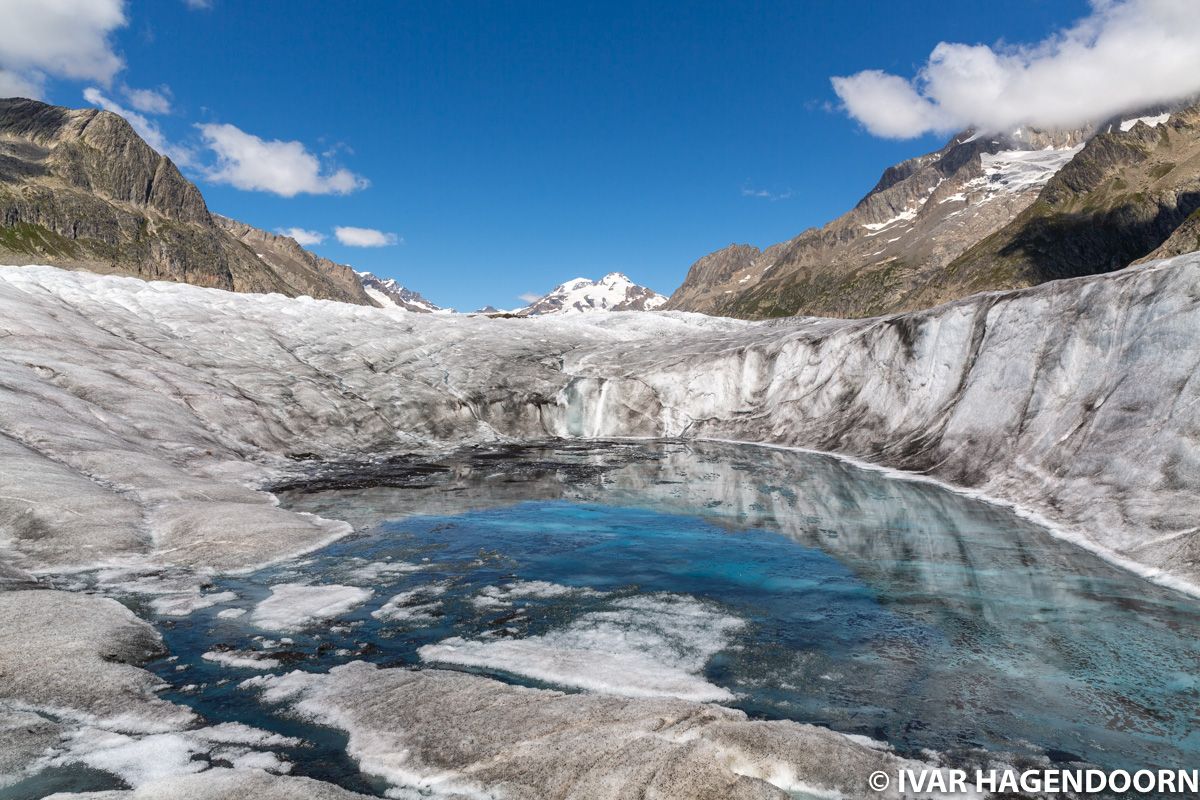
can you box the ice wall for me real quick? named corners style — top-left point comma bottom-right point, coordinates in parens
top-left (557, 256), bottom-right (1200, 590)
top-left (0, 257), bottom-right (1196, 588)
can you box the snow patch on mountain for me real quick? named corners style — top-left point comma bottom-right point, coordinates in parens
top-left (355, 271), bottom-right (445, 313)
top-left (962, 145), bottom-right (1084, 203)
top-left (519, 272), bottom-right (667, 315)
top-left (1119, 113), bottom-right (1170, 132)
top-left (858, 143), bottom-right (1081, 237)
top-left (862, 205), bottom-right (922, 235)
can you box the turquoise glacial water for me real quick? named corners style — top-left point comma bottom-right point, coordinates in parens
top-left (8, 440), bottom-right (1197, 798)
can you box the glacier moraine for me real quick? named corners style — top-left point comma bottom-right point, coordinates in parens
top-left (1, 260), bottom-right (1199, 798)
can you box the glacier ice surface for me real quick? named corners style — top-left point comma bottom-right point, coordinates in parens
top-left (2, 256), bottom-right (1199, 798)
top-left (419, 593), bottom-right (745, 702)
top-left (245, 661), bottom-right (950, 800)
top-left (0, 261), bottom-right (1196, 589)
top-left (250, 583), bottom-right (373, 632)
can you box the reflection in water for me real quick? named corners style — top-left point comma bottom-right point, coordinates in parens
top-left (273, 440), bottom-right (1199, 773)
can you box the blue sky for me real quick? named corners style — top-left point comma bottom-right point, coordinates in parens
top-left (27, 0), bottom-right (1104, 310)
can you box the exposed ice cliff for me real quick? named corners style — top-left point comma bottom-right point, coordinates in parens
top-left (0, 257), bottom-right (1194, 588)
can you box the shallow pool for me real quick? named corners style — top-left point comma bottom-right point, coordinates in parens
top-left (16, 440), bottom-right (1197, 798)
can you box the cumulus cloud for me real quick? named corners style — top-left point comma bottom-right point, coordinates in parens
top-left (123, 85), bottom-right (172, 114)
top-left (0, 70), bottom-right (42, 99)
top-left (197, 123), bottom-right (369, 197)
top-left (277, 227), bottom-right (325, 246)
top-left (83, 87), bottom-right (196, 166)
top-left (0, 0), bottom-right (126, 100)
top-left (334, 226), bottom-right (399, 247)
top-left (832, 0), bottom-right (1200, 139)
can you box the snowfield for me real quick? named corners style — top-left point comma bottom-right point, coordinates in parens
top-left (1, 257), bottom-right (1199, 797)
top-left (972, 144), bottom-right (1084, 199)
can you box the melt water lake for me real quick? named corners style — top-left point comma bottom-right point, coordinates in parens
top-left (11, 441), bottom-right (1200, 798)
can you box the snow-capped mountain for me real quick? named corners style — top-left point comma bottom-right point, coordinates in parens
top-left (356, 271), bottom-right (446, 313)
top-left (666, 102), bottom-right (1200, 319)
top-left (519, 273), bottom-right (667, 315)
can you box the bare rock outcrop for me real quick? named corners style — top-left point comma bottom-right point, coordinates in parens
top-left (0, 98), bottom-right (373, 305)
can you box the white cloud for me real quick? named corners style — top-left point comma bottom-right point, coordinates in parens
top-left (0, 0), bottom-right (126, 100)
top-left (741, 184), bottom-right (794, 201)
top-left (277, 227), bottom-right (325, 246)
top-left (83, 87), bottom-right (195, 166)
top-left (831, 71), bottom-right (945, 139)
top-left (832, 0), bottom-right (1200, 139)
top-left (123, 85), bottom-right (172, 114)
top-left (334, 226), bottom-right (399, 247)
top-left (517, 292), bottom-right (543, 304)
top-left (0, 69), bottom-right (42, 99)
top-left (197, 123), bottom-right (369, 197)
top-left (183, 0), bottom-right (213, 8)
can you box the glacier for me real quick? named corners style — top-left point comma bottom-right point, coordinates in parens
top-left (0, 259), bottom-right (1195, 589)
top-left (241, 661), bottom-right (940, 800)
top-left (0, 256), bottom-right (1198, 798)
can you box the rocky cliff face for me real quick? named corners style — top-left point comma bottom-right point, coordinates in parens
top-left (666, 126), bottom-right (1088, 318)
top-left (214, 215), bottom-right (375, 305)
top-left (1138, 208), bottom-right (1200, 262)
top-left (667, 105), bottom-right (1200, 320)
top-left (925, 107), bottom-right (1200, 306)
top-left (0, 98), bottom-right (373, 305)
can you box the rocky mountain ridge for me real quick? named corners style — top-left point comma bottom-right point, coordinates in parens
top-left (356, 270), bottom-right (444, 312)
top-left (214, 215), bottom-right (375, 305)
top-left (667, 104), bottom-right (1200, 319)
top-left (0, 97), bottom-right (374, 305)
top-left (927, 106), bottom-right (1200, 305)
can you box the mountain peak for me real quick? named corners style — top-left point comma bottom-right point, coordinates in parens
top-left (356, 270), bottom-right (445, 313)
top-left (665, 118), bottom-right (1104, 318)
top-left (0, 97), bottom-right (373, 305)
top-left (519, 273), bottom-right (667, 315)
